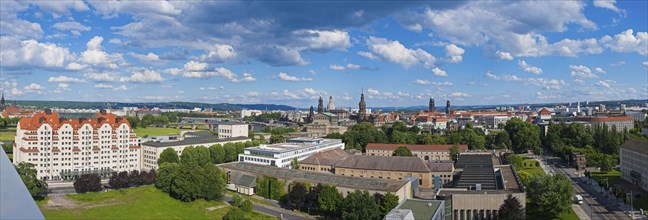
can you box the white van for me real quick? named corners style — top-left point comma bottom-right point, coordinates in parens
top-left (574, 194), bottom-right (583, 204)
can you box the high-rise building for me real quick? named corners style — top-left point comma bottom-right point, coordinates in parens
top-left (13, 109), bottom-right (140, 180)
top-left (429, 97), bottom-right (435, 112)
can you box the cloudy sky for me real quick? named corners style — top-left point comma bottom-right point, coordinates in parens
top-left (0, 0), bottom-right (646, 108)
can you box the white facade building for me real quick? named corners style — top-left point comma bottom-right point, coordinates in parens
top-left (217, 122), bottom-right (249, 138)
top-left (240, 109), bottom-right (263, 118)
top-left (141, 136), bottom-right (249, 170)
top-left (13, 110), bottom-right (140, 180)
top-left (238, 138), bottom-right (344, 168)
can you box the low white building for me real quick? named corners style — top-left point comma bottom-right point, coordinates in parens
top-left (217, 122), bottom-right (249, 138)
top-left (141, 136), bottom-right (249, 170)
top-left (237, 138), bottom-right (344, 168)
top-left (240, 109), bottom-right (263, 118)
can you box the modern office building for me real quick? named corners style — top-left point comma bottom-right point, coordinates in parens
top-left (237, 138), bottom-right (344, 168)
top-left (366, 143), bottom-right (468, 161)
top-left (620, 139), bottom-right (648, 191)
top-left (216, 122), bottom-right (249, 138)
top-left (13, 109), bottom-right (139, 180)
top-left (141, 135), bottom-right (249, 170)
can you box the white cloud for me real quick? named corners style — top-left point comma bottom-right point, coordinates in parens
top-left (444, 44), bottom-right (464, 63)
top-left (451, 92), bottom-right (470, 98)
top-left (128, 52), bottom-right (161, 63)
top-left (357, 51), bottom-right (379, 60)
top-left (78, 36), bottom-right (125, 69)
top-left (600, 29), bottom-right (648, 56)
top-left (119, 70), bottom-right (165, 83)
top-left (642, 61), bottom-right (648, 69)
top-left (573, 78), bottom-right (585, 85)
top-left (48, 76), bottom-right (86, 83)
top-left (241, 73), bottom-right (256, 82)
top-left (414, 79), bottom-right (453, 86)
top-left (199, 86), bottom-right (225, 91)
top-left (593, 0), bottom-right (624, 14)
top-left (200, 44), bottom-right (237, 62)
top-left (366, 36), bottom-right (436, 69)
top-left (52, 21), bottom-right (91, 36)
top-left (278, 72), bottom-right (313, 81)
top-left (596, 80), bottom-right (616, 89)
top-left (432, 67), bottom-right (447, 77)
top-left (367, 88), bottom-right (381, 95)
top-left (569, 65), bottom-right (598, 78)
top-left (495, 51), bottom-right (514, 60)
top-left (94, 83), bottom-right (113, 89)
top-left (23, 83), bottom-right (44, 93)
top-left (486, 71), bottom-right (566, 89)
top-left (57, 83), bottom-right (70, 89)
top-left (518, 60), bottom-right (543, 74)
top-left (84, 72), bottom-right (120, 82)
top-left (0, 37), bottom-right (76, 69)
top-left (183, 61), bottom-right (208, 71)
top-left (594, 67), bottom-right (606, 74)
top-left (295, 29), bottom-right (351, 51)
top-left (328, 63), bottom-right (365, 71)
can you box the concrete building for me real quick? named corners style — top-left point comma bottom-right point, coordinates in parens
top-left (573, 116), bottom-right (634, 131)
top-left (570, 152), bottom-right (587, 171)
top-left (237, 138), bottom-right (344, 168)
top-left (240, 109), bottom-right (262, 118)
top-left (13, 109), bottom-right (139, 180)
top-left (366, 143), bottom-right (468, 161)
top-left (141, 136), bottom-right (249, 170)
top-left (300, 149), bottom-right (455, 188)
top-left (219, 162), bottom-right (415, 203)
top-left (620, 139), bottom-right (648, 191)
top-left (386, 199), bottom-right (446, 220)
top-left (216, 122), bottom-right (249, 138)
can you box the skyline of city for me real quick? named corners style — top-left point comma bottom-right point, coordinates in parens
top-left (1, 1), bottom-right (647, 108)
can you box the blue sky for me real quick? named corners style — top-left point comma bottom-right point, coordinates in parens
top-left (0, 0), bottom-right (646, 108)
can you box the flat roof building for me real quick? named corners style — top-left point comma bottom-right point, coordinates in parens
top-left (237, 138), bottom-right (344, 169)
top-left (386, 199), bottom-right (446, 220)
top-left (620, 139), bottom-right (648, 191)
top-left (141, 136), bottom-right (249, 170)
top-left (366, 143), bottom-right (468, 161)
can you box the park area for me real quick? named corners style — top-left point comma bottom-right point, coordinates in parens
top-left (37, 185), bottom-right (275, 219)
top-left (591, 170), bottom-right (648, 210)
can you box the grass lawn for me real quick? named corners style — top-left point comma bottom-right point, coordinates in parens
top-left (555, 208), bottom-right (579, 220)
top-left (0, 126), bottom-right (16, 142)
top-left (133, 127), bottom-right (182, 137)
top-left (226, 191), bottom-right (272, 206)
top-left (39, 185), bottom-right (276, 219)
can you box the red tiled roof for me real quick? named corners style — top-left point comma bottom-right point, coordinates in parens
top-left (17, 111), bottom-right (130, 131)
top-left (92, 147), bottom-right (101, 152)
top-left (72, 147), bottom-right (81, 152)
top-left (574, 116), bottom-right (633, 122)
top-left (366, 143), bottom-right (468, 152)
top-left (129, 145), bottom-right (141, 149)
top-left (22, 137), bottom-right (37, 141)
top-left (539, 108), bottom-right (551, 115)
top-left (111, 146), bottom-right (119, 151)
top-left (19, 147), bottom-right (39, 153)
top-left (52, 147), bottom-right (61, 153)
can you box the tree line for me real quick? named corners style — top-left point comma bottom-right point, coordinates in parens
top-left (327, 119), bottom-right (541, 154)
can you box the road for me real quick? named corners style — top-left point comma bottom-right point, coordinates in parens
top-left (541, 154), bottom-right (631, 220)
top-left (222, 194), bottom-right (313, 220)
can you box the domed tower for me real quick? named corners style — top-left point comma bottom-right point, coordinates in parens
top-left (317, 96), bottom-right (324, 114)
top-left (327, 96), bottom-right (335, 111)
top-left (429, 97), bottom-right (435, 112)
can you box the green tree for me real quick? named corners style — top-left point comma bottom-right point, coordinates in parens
top-left (155, 162), bottom-right (179, 193)
top-left (223, 143), bottom-right (238, 162)
top-left (318, 185), bottom-right (343, 214)
top-left (505, 118), bottom-right (541, 154)
top-left (209, 144), bottom-right (226, 164)
top-left (241, 200), bottom-right (253, 212)
top-left (325, 133), bottom-right (344, 139)
top-left (201, 165), bottom-right (226, 200)
top-left (497, 194), bottom-right (526, 220)
top-left (516, 171), bottom-right (531, 186)
top-left (392, 146), bottom-right (413, 157)
top-left (341, 190), bottom-right (380, 220)
top-left (126, 116), bottom-right (140, 128)
top-left (449, 145), bottom-right (459, 162)
top-left (379, 193), bottom-right (399, 218)
top-left (270, 134), bottom-right (286, 144)
top-left (526, 174), bottom-right (573, 218)
top-left (158, 148), bottom-right (179, 165)
top-left (170, 164), bottom-right (203, 202)
top-left (141, 114), bottom-right (156, 127)
top-left (73, 174), bottom-right (102, 194)
top-left (180, 146), bottom-right (211, 167)
top-left (494, 131), bottom-right (512, 149)
top-left (505, 154), bottom-right (525, 168)
top-left (290, 158), bottom-right (300, 170)
top-left (288, 182), bottom-right (308, 210)
top-left (232, 194), bottom-right (243, 206)
top-left (15, 162), bottom-right (48, 198)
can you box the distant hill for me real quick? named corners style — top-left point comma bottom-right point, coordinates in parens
top-left (373, 99), bottom-right (648, 112)
top-left (12, 100), bottom-right (296, 111)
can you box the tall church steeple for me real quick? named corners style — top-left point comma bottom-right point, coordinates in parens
top-left (429, 97), bottom-right (435, 112)
top-left (446, 99), bottom-right (451, 114)
top-left (358, 90), bottom-right (367, 121)
top-left (0, 92), bottom-right (5, 111)
top-left (317, 96), bottom-right (324, 114)
top-left (308, 106), bottom-right (314, 123)
top-left (327, 96), bottom-right (335, 111)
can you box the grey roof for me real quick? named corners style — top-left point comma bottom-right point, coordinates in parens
top-left (455, 167), bottom-right (497, 190)
top-left (455, 153), bottom-right (495, 169)
top-left (425, 161), bottom-right (454, 172)
top-left (219, 162), bottom-right (409, 192)
top-left (235, 174), bottom-right (257, 188)
top-left (621, 139), bottom-right (648, 155)
top-left (300, 148), bottom-right (349, 166)
top-left (392, 199), bottom-right (444, 220)
top-left (210, 121), bottom-right (248, 125)
top-left (142, 136), bottom-right (249, 147)
top-left (0, 148), bottom-right (44, 219)
top-left (336, 155), bottom-right (431, 173)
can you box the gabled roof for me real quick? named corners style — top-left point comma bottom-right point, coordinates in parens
top-left (538, 108), bottom-right (551, 115)
top-left (367, 143), bottom-right (468, 152)
top-left (300, 148), bottom-right (349, 166)
top-left (336, 155), bottom-right (431, 173)
top-left (235, 174), bottom-right (257, 188)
